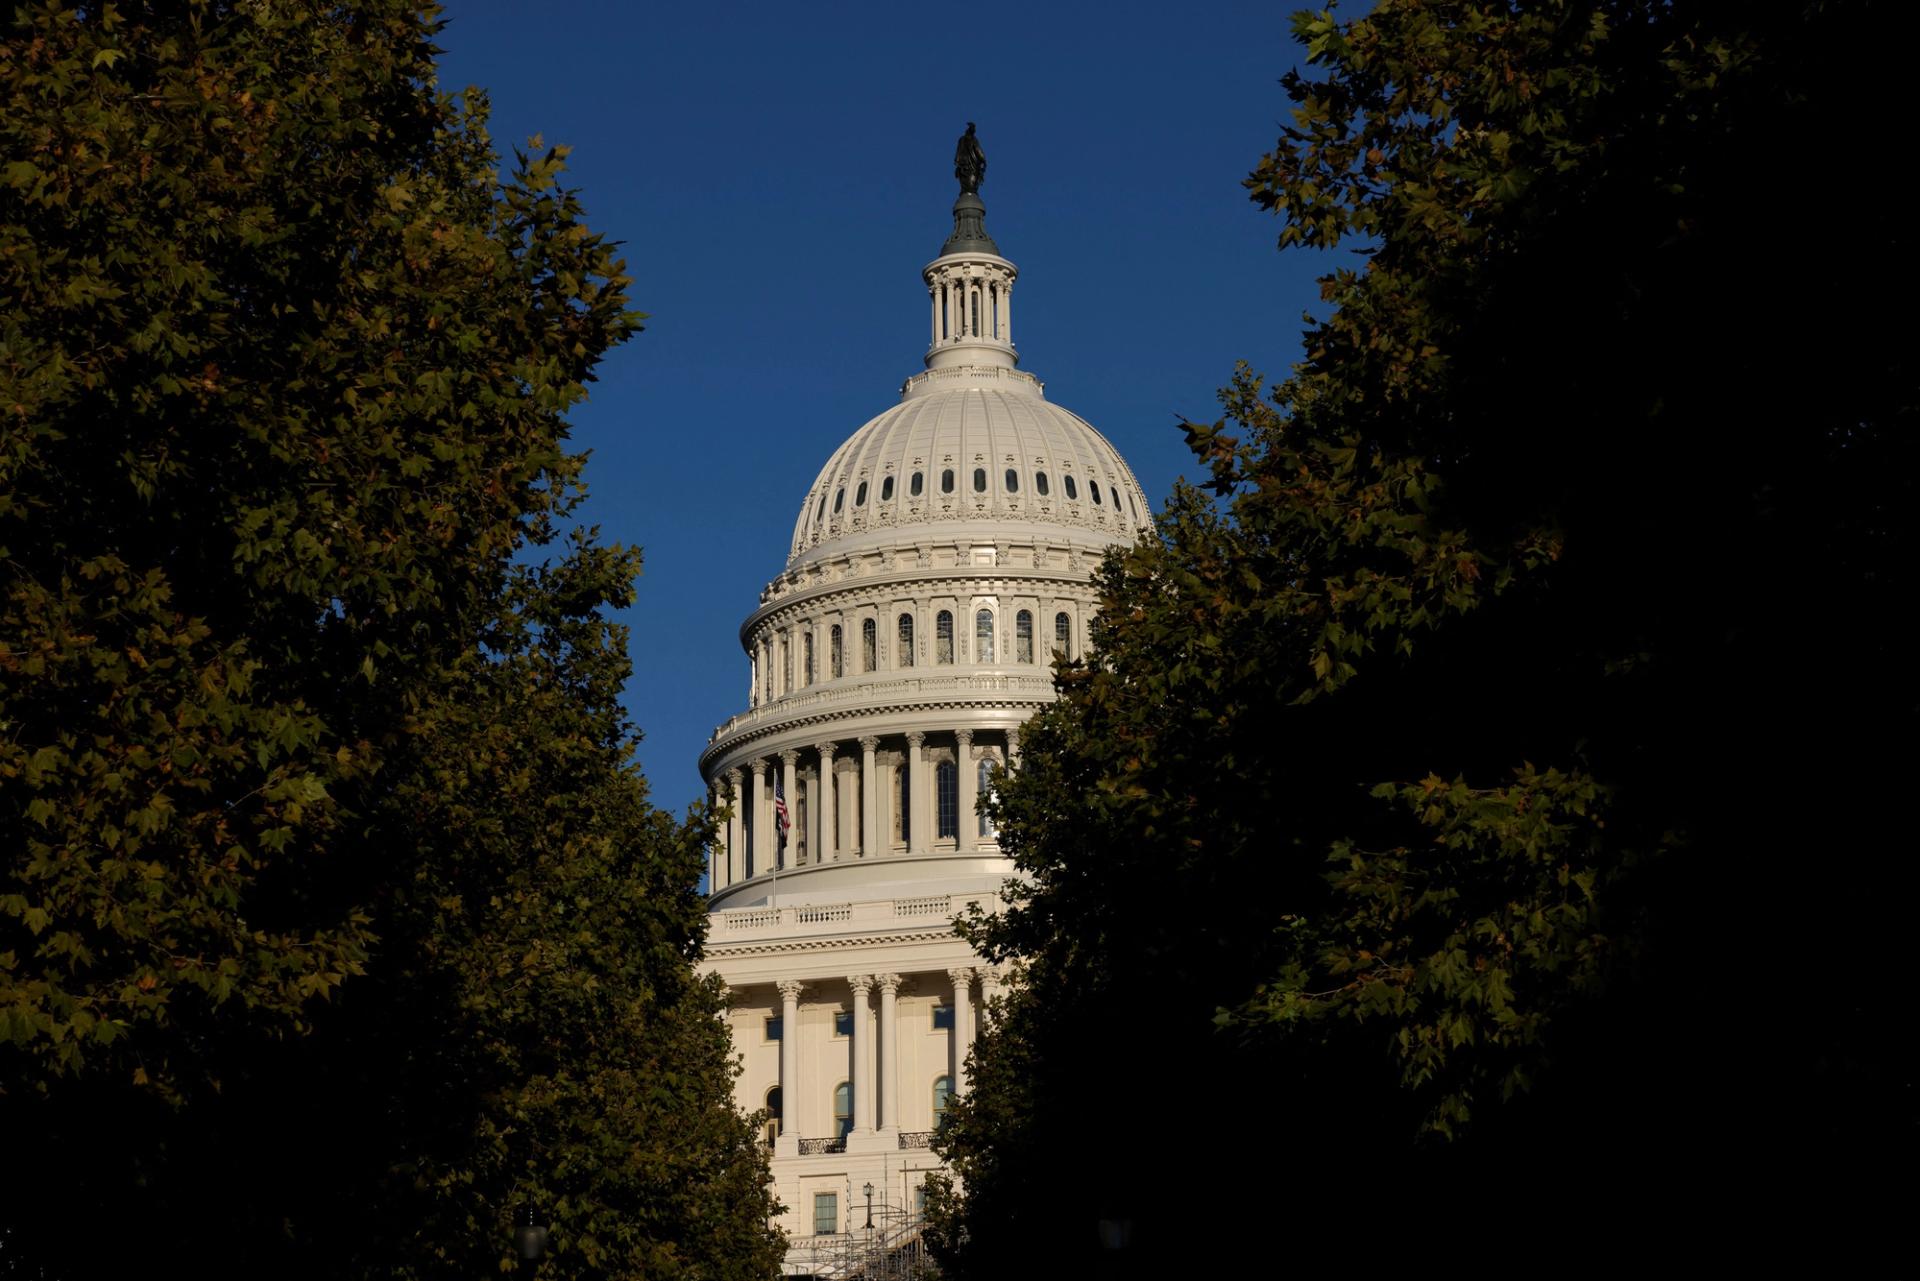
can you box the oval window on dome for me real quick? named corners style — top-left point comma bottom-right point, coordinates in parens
top-left (1035, 471), bottom-right (1050, 497)
top-left (881, 476), bottom-right (894, 502)
top-left (816, 494), bottom-right (827, 521)
top-left (972, 468), bottom-right (987, 493)
top-left (834, 487), bottom-right (845, 514)
top-left (1004, 468), bottom-right (1019, 493)
top-left (912, 471), bottom-right (925, 497)
top-left (1090, 481), bottom-right (1102, 506)
top-left (1064, 474), bottom-right (1078, 501)
top-left (855, 481), bottom-right (868, 507)
top-left (941, 469), bottom-right (955, 495)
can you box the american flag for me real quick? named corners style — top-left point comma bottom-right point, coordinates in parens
top-left (773, 782), bottom-right (791, 846)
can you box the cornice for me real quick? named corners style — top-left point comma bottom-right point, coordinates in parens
top-left (704, 924), bottom-right (960, 959)
top-left (700, 683), bottom-right (1051, 774)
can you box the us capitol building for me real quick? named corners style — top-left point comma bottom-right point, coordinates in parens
top-left (697, 128), bottom-right (1149, 1275)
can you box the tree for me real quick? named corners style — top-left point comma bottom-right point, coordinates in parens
top-left (929, 1), bottom-right (1917, 1270)
top-left (1, 3), bottom-right (780, 1274)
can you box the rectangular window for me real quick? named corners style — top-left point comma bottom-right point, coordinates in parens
top-left (936, 761), bottom-right (958, 839)
top-left (931, 1003), bottom-right (954, 1032)
top-left (915, 1185), bottom-right (928, 1217)
top-left (814, 1192), bottom-right (838, 1237)
top-left (834, 1009), bottom-right (853, 1038)
top-left (765, 1015), bottom-right (782, 1042)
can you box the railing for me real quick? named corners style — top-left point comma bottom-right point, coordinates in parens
top-left (710, 893), bottom-right (998, 942)
top-left (797, 1136), bottom-right (847, 1155)
top-left (719, 909), bottom-right (780, 931)
top-left (795, 903), bottom-right (853, 924)
top-left (893, 895), bottom-right (951, 918)
top-left (897, 1131), bottom-right (935, 1150)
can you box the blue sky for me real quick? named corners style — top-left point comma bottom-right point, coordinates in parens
top-left (433, 1), bottom-right (1333, 813)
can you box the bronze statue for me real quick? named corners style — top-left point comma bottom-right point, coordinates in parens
top-left (954, 122), bottom-right (986, 195)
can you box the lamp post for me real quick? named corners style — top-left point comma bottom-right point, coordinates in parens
top-left (863, 1181), bottom-right (874, 1230)
top-left (514, 1206), bottom-right (549, 1275)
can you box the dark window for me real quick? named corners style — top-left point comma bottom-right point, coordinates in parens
top-left (862, 618), bottom-right (876, 672)
top-left (1064, 474), bottom-right (1078, 500)
top-left (834, 1009), bottom-right (854, 1037)
top-left (1055, 612), bottom-right (1072, 658)
top-left (975, 609), bottom-right (994, 662)
top-left (833, 1083), bottom-right (853, 1140)
top-left (816, 494), bottom-right (827, 521)
top-left (815, 1191), bottom-right (838, 1237)
top-left (855, 480), bottom-right (868, 506)
top-left (936, 611), bottom-right (954, 664)
top-left (1005, 468), bottom-right (1019, 493)
top-left (766, 1086), bottom-right (783, 1145)
top-left (895, 762), bottom-right (909, 842)
top-left (934, 1076), bottom-right (953, 1128)
top-left (911, 471), bottom-right (925, 497)
top-left (1035, 471), bottom-right (1050, 496)
top-left (830, 625), bottom-right (843, 678)
top-left (941, 469), bottom-right (955, 494)
top-left (1016, 610), bottom-right (1033, 663)
top-left (898, 613), bottom-right (915, 667)
top-left (881, 475), bottom-right (895, 501)
top-left (979, 758), bottom-right (996, 839)
top-left (765, 1015), bottom-right (783, 1042)
top-left (1090, 480), bottom-right (1102, 506)
top-left (932, 1003), bottom-right (955, 1032)
top-left (833, 487), bottom-right (845, 513)
top-left (804, 632), bottom-right (814, 684)
top-left (936, 760), bottom-right (958, 838)
top-left (972, 467), bottom-right (987, 493)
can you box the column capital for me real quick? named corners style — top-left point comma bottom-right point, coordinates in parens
top-left (954, 727), bottom-right (973, 747)
top-left (859, 734), bottom-right (881, 752)
top-left (779, 747), bottom-right (800, 766)
top-left (905, 729), bottom-right (926, 749)
top-left (776, 978), bottom-right (805, 1002)
top-left (947, 966), bottom-right (975, 986)
top-left (749, 758), bottom-right (768, 777)
top-left (846, 974), bottom-right (874, 996)
top-left (874, 972), bottom-right (903, 995)
top-left (815, 740), bottom-right (837, 758)
top-left (725, 766), bottom-right (743, 784)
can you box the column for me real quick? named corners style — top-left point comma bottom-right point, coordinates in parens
top-left (955, 729), bottom-right (976, 855)
top-left (708, 785), bottom-right (724, 891)
top-left (805, 767), bottom-right (820, 867)
top-left (948, 967), bottom-right (973, 1097)
top-left (815, 742), bottom-right (836, 862)
top-left (906, 731), bottom-right (928, 856)
top-left (1002, 281), bottom-right (1012, 347)
top-left (859, 736), bottom-right (879, 858)
top-left (749, 759), bottom-right (769, 878)
top-left (929, 287), bottom-right (939, 347)
top-left (876, 973), bottom-right (902, 1132)
top-left (779, 749), bottom-right (799, 870)
top-left (776, 979), bottom-right (803, 1157)
top-left (1006, 725), bottom-right (1021, 769)
top-left (848, 975), bottom-right (875, 1134)
top-left (725, 768), bottom-right (743, 886)
top-left (980, 967), bottom-right (1004, 1023)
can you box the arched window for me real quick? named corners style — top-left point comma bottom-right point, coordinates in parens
top-left (881, 475), bottom-right (894, 502)
top-left (1035, 471), bottom-right (1050, 497)
top-left (830, 625), bottom-right (843, 679)
top-left (941, 469), bottom-right (955, 495)
top-left (975, 609), bottom-right (994, 662)
top-left (1090, 480), bottom-right (1102, 506)
top-left (933, 1076), bottom-right (953, 1129)
top-left (894, 764), bottom-right (909, 843)
top-left (898, 613), bottom-right (914, 668)
top-left (1004, 468), bottom-right (1019, 493)
top-left (1064, 474), bottom-right (1078, 501)
top-left (855, 480), bottom-right (868, 507)
top-left (765, 1086), bottom-right (783, 1146)
top-left (1054, 611), bottom-right (1072, 659)
top-left (911, 471), bottom-right (925, 497)
top-left (834, 487), bottom-right (845, 513)
top-left (978, 757), bottom-right (996, 839)
top-left (780, 637), bottom-right (790, 694)
top-left (833, 1082), bottom-right (853, 1140)
top-left (804, 632), bottom-right (815, 685)
top-left (935, 610), bottom-right (954, 664)
top-left (861, 618), bottom-right (877, 672)
top-left (972, 467), bottom-right (987, 493)
top-left (936, 760), bottom-right (958, 839)
top-left (816, 494), bottom-right (827, 521)
top-left (1016, 610), bottom-right (1033, 663)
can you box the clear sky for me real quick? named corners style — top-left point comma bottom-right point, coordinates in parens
top-left (433, 1), bottom-right (1332, 814)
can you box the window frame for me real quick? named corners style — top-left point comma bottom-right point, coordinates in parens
top-left (975, 608), bottom-right (995, 663)
top-left (814, 1191), bottom-right (839, 1237)
top-left (1016, 609), bottom-right (1033, 663)
top-left (898, 613), bottom-right (915, 668)
top-left (935, 610), bottom-right (954, 665)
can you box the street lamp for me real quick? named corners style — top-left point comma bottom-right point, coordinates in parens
top-left (863, 1181), bottom-right (874, 1230)
top-left (514, 1206), bottom-right (549, 1273)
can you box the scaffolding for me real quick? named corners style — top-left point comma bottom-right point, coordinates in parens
top-left (785, 1195), bottom-right (936, 1281)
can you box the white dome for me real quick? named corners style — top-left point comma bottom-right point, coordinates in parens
top-left (788, 366), bottom-right (1150, 568)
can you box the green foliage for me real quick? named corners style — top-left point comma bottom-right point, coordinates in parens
top-left (1, 3), bottom-right (779, 1275)
top-left (931, 0), bottom-right (1917, 1269)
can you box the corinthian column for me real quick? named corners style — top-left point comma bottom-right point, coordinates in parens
top-left (859, 735), bottom-right (880, 858)
top-left (779, 749), bottom-right (799, 870)
top-left (848, 975), bottom-right (875, 1134)
top-left (815, 741), bottom-right (837, 862)
top-left (876, 973), bottom-right (902, 1133)
top-left (948, 967), bottom-right (973, 1097)
top-left (775, 979), bottom-right (803, 1158)
top-left (905, 731), bottom-right (928, 856)
top-left (955, 729), bottom-right (976, 855)
top-left (749, 759), bottom-right (768, 879)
